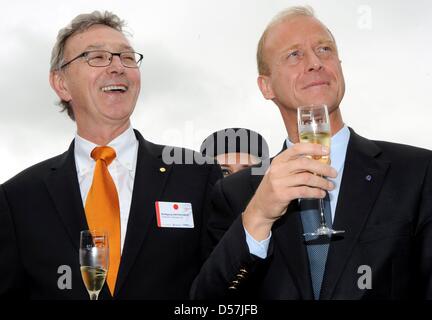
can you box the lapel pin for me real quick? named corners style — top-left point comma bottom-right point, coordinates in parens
top-left (365, 175), bottom-right (372, 181)
top-left (159, 167), bottom-right (166, 173)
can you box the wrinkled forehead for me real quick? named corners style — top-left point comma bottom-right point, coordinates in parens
top-left (64, 24), bottom-right (133, 56)
top-left (265, 16), bottom-right (335, 53)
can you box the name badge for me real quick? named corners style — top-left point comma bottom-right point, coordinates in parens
top-left (155, 201), bottom-right (194, 228)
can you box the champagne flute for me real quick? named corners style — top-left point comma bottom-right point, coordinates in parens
top-left (79, 230), bottom-right (109, 300)
top-left (297, 105), bottom-right (345, 237)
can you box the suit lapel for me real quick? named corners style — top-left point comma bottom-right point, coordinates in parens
top-left (320, 129), bottom-right (390, 299)
top-left (114, 131), bottom-right (172, 296)
top-left (44, 143), bottom-right (115, 299)
top-left (273, 202), bottom-right (315, 299)
top-left (44, 142), bottom-right (88, 250)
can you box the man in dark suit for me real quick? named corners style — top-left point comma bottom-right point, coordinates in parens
top-left (191, 6), bottom-right (432, 299)
top-left (0, 11), bottom-right (221, 299)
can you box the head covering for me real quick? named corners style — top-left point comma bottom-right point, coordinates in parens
top-left (200, 128), bottom-right (269, 160)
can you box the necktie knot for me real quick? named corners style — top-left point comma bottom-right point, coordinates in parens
top-left (91, 146), bottom-right (116, 165)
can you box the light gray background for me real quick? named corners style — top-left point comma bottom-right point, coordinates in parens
top-left (1, 0), bottom-right (431, 182)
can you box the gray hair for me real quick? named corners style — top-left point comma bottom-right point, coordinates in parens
top-left (257, 6), bottom-right (318, 75)
top-left (50, 11), bottom-right (126, 120)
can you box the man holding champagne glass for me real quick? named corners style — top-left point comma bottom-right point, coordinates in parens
top-left (0, 11), bottom-right (222, 299)
top-left (191, 6), bottom-right (432, 299)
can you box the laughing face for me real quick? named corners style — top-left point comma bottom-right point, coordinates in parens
top-left (258, 16), bottom-right (345, 116)
top-left (51, 24), bottom-right (141, 134)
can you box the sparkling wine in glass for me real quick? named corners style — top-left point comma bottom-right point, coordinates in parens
top-left (297, 104), bottom-right (345, 237)
top-left (79, 230), bottom-right (109, 300)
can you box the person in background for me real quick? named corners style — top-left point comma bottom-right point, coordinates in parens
top-left (200, 128), bottom-right (269, 177)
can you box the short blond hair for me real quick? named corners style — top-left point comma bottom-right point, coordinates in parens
top-left (256, 6), bottom-right (316, 75)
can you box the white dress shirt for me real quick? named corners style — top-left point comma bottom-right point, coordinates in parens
top-left (245, 125), bottom-right (350, 258)
top-left (74, 126), bottom-right (139, 253)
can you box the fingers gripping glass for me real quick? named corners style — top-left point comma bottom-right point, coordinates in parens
top-left (297, 105), bottom-right (345, 237)
top-left (60, 50), bottom-right (143, 69)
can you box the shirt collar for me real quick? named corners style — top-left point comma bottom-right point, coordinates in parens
top-left (74, 126), bottom-right (138, 176)
top-left (285, 125), bottom-right (350, 172)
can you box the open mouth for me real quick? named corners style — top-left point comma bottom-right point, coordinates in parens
top-left (101, 85), bottom-right (128, 93)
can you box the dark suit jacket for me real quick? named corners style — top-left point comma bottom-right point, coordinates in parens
top-left (191, 128), bottom-right (432, 299)
top-left (0, 130), bottom-right (222, 299)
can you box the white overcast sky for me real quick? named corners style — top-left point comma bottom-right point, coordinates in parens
top-left (1, 0), bottom-right (431, 182)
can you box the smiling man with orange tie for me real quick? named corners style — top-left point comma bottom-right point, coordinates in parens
top-left (0, 11), bottom-right (221, 299)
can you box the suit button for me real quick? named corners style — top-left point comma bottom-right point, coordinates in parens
top-left (239, 268), bottom-right (248, 274)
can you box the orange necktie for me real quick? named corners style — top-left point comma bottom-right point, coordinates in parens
top-left (85, 146), bottom-right (121, 296)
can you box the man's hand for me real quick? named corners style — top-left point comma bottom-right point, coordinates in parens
top-left (242, 143), bottom-right (337, 240)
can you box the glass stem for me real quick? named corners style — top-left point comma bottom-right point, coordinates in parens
top-left (318, 197), bottom-right (327, 227)
top-left (90, 292), bottom-right (99, 300)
